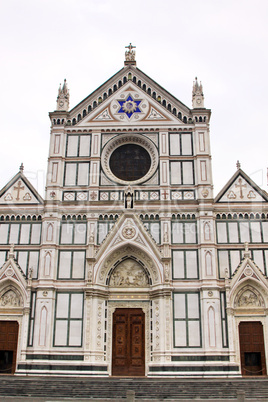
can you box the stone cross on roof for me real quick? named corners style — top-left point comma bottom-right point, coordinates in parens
top-left (125, 43), bottom-right (136, 62)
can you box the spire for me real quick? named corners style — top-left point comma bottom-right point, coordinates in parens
top-left (56, 79), bottom-right (70, 111)
top-left (192, 77), bottom-right (204, 108)
top-left (236, 160), bottom-right (241, 169)
top-left (62, 79), bottom-right (68, 95)
top-left (125, 43), bottom-right (136, 66)
top-left (19, 163), bottom-right (24, 173)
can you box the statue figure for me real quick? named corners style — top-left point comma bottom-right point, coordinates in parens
top-left (125, 43), bottom-right (136, 61)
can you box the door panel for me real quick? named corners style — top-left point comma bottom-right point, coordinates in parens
top-left (112, 309), bottom-right (145, 376)
top-left (0, 321), bottom-right (19, 374)
top-left (239, 321), bottom-right (267, 376)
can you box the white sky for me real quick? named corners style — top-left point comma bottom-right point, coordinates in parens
top-left (0, 0), bottom-right (267, 197)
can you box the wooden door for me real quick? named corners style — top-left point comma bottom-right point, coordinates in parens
top-left (112, 308), bottom-right (145, 376)
top-left (0, 321), bottom-right (19, 374)
top-left (239, 321), bottom-right (267, 376)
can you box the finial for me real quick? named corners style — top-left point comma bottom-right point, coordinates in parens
top-left (8, 244), bottom-right (15, 259)
top-left (244, 242), bottom-right (250, 258)
top-left (192, 77), bottom-right (204, 108)
top-left (56, 79), bottom-right (70, 111)
top-left (19, 163), bottom-right (24, 173)
top-left (225, 268), bottom-right (229, 279)
top-left (236, 160), bottom-right (241, 169)
top-left (125, 43), bottom-right (136, 65)
top-left (28, 267), bottom-right (33, 280)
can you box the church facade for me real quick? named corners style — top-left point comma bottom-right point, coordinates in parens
top-left (0, 46), bottom-right (267, 377)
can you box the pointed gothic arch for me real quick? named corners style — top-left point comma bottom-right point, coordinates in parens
top-left (95, 244), bottom-right (162, 286)
top-left (205, 251), bottom-right (213, 276)
top-left (233, 283), bottom-right (265, 309)
top-left (46, 223), bottom-right (53, 241)
top-left (44, 251), bottom-right (52, 277)
top-left (0, 284), bottom-right (24, 308)
top-left (39, 306), bottom-right (48, 346)
top-left (208, 306), bottom-right (216, 347)
top-left (204, 222), bottom-right (211, 241)
top-left (107, 257), bottom-right (151, 287)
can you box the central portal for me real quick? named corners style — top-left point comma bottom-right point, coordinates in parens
top-left (112, 308), bottom-right (145, 376)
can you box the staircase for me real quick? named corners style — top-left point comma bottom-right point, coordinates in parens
top-left (0, 376), bottom-right (267, 400)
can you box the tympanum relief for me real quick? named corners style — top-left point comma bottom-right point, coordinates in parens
top-left (109, 259), bottom-right (149, 287)
top-left (0, 290), bottom-right (21, 307)
top-left (234, 287), bottom-right (265, 308)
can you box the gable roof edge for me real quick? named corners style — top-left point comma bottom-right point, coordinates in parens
top-left (0, 171), bottom-right (44, 205)
top-left (214, 168), bottom-right (268, 203)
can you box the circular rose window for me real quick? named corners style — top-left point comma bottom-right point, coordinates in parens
top-left (110, 144), bottom-right (151, 181)
top-left (101, 134), bottom-right (158, 185)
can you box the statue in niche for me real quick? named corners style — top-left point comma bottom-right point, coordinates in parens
top-left (125, 185), bottom-right (133, 209)
top-left (109, 259), bottom-right (148, 287)
top-left (125, 192), bottom-right (133, 209)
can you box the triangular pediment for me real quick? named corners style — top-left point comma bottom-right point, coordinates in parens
top-left (0, 171), bottom-right (44, 205)
top-left (77, 83), bottom-right (181, 126)
top-left (68, 66), bottom-right (194, 127)
top-left (93, 212), bottom-right (165, 286)
top-left (0, 251), bottom-right (28, 303)
top-left (215, 169), bottom-right (268, 203)
top-left (96, 212), bottom-right (162, 262)
top-left (229, 254), bottom-right (268, 309)
top-left (230, 254), bottom-right (268, 292)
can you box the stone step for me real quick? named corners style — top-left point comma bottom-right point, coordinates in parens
top-left (0, 377), bottom-right (267, 400)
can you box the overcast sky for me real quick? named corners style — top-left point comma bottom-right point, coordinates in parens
top-left (0, 0), bottom-right (267, 197)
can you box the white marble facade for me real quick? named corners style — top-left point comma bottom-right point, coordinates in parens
top-left (0, 48), bottom-right (267, 377)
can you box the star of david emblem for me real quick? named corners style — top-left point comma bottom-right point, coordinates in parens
top-left (117, 95), bottom-right (142, 118)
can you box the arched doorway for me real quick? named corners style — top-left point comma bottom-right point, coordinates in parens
top-left (233, 284), bottom-right (267, 376)
top-left (106, 256), bottom-right (153, 376)
top-left (0, 321), bottom-right (19, 374)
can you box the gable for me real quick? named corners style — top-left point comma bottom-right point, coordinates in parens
top-left (68, 66), bottom-right (194, 127)
top-left (76, 83), bottom-right (181, 127)
top-left (0, 172), bottom-right (43, 205)
top-left (215, 170), bottom-right (268, 203)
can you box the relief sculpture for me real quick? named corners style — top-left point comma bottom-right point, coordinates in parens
top-left (0, 290), bottom-right (21, 307)
top-left (236, 289), bottom-right (264, 308)
top-left (109, 259), bottom-right (149, 287)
